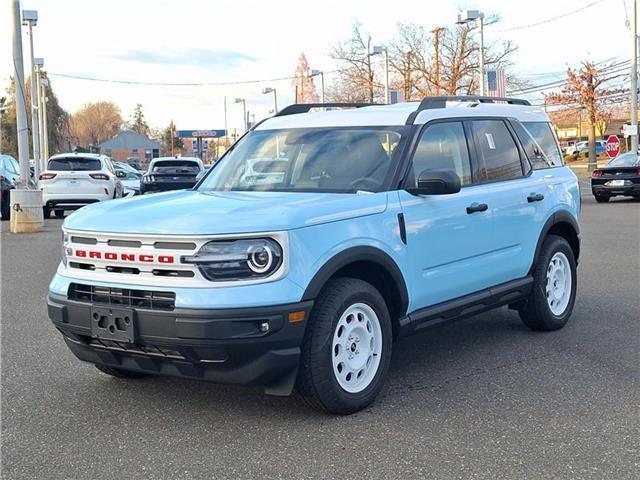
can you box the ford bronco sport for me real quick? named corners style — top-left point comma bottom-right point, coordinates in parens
top-left (48, 96), bottom-right (580, 414)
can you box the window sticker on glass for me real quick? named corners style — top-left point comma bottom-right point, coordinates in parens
top-left (485, 133), bottom-right (496, 150)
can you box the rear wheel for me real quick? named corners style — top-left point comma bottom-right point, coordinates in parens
top-left (296, 278), bottom-right (392, 414)
top-left (43, 206), bottom-right (51, 219)
top-left (519, 235), bottom-right (577, 331)
top-left (594, 195), bottom-right (609, 203)
top-left (54, 209), bottom-right (64, 218)
top-left (95, 364), bottom-right (148, 379)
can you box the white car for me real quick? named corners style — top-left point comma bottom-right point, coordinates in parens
top-left (39, 153), bottom-right (124, 218)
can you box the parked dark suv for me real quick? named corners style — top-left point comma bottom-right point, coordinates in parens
top-left (1, 154), bottom-right (22, 220)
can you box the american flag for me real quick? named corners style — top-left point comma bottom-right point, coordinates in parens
top-left (486, 69), bottom-right (506, 97)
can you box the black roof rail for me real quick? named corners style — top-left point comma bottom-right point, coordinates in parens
top-left (406, 95), bottom-right (531, 124)
top-left (274, 103), bottom-right (379, 117)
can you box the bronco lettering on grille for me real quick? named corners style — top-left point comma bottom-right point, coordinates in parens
top-left (73, 249), bottom-right (175, 264)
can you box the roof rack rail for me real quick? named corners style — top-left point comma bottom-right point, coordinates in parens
top-left (274, 103), bottom-right (379, 117)
top-left (406, 95), bottom-right (531, 124)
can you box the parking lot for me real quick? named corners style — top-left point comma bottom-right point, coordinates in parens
top-left (1, 192), bottom-right (638, 479)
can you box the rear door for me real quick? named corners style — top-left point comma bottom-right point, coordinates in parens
top-left (468, 119), bottom-right (550, 285)
top-left (398, 120), bottom-right (494, 309)
top-left (44, 157), bottom-right (104, 195)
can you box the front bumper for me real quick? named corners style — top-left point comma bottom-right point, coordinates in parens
top-left (48, 293), bottom-right (313, 394)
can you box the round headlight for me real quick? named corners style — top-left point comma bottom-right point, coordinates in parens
top-left (247, 244), bottom-right (274, 273)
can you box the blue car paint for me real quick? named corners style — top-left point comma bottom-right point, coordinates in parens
top-left (52, 167), bottom-right (579, 316)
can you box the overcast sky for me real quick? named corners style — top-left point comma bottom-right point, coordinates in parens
top-left (1, 0), bottom-right (634, 134)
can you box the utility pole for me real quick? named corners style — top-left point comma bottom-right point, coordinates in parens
top-left (432, 27), bottom-right (445, 95)
top-left (12, 0), bottom-right (31, 186)
top-left (311, 70), bottom-right (325, 103)
top-left (224, 96), bottom-right (229, 148)
top-left (23, 10), bottom-right (41, 179)
top-left (631, 0), bottom-right (638, 152)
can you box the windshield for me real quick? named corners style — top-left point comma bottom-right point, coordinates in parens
top-left (607, 152), bottom-right (640, 167)
top-left (198, 127), bottom-right (404, 193)
top-left (151, 161), bottom-right (200, 174)
top-left (48, 157), bottom-right (102, 171)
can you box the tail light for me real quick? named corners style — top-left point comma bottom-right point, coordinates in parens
top-left (0, 175), bottom-right (5, 182)
top-left (637, 168), bottom-right (640, 176)
top-left (39, 173), bottom-right (57, 180)
top-left (90, 173), bottom-right (109, 180)
top-left (592, 170), bottom-right (603, 177)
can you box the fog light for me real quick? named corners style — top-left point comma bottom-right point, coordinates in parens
top-left (259, 322), bottom-right (270, 333)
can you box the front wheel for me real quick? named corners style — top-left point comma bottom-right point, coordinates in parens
top-left (296, 278), bottom-right (392, 414)
top-left (519, 235), bottom-right (577, 331)
top-left (594, 195), bottom-right (609, 203)
top-left (54, 209), bottom-right (64, 218)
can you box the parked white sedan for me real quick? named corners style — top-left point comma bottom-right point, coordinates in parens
top-left (38, 153), bottom-right (124, 218)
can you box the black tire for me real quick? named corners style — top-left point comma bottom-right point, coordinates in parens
top-left (43, 206), bottom-right (51, 219)
top-left (94, 364), bottom-right (148, 379)
top-left (519, 235), bottom-right (577, 331)
top-left (594, 195), bottom-right (609, 203)
top-left (295, 277), bottom-right (392, 415)
top-left (54, 209), bottom-right (65, 218)
top-left (1, 195), bottom-right (10, 221)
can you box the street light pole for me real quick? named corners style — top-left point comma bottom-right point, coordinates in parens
top-left (631, 0), bottom-right (638, 153)
top-left (310, 70), bottom-right (325, 103)
top-left (372, 46), bottom-right (389, 103)
top-left (23, 10), bottom-right (41, 179)
top-left (234, 98), bottom-right (247, 133)
top-left (456, 10), bottom-right (485, 96)
top-left (262, 87), bottom-right (278, 113)
top-left (12, 0), bottom-right (31, 186)
top-left (40, 77), bottom-right (49, 161)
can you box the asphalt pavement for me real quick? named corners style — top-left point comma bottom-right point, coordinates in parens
top-left (1, 193), bottom-right (639, 480)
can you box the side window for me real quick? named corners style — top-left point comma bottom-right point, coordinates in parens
top-left (471, 120), bottom-right (523, 182)
top-left (409, 122), bottom-right (472, 187)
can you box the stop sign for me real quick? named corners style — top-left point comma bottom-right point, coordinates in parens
top-left (605, 135), bottom-right (621, 158)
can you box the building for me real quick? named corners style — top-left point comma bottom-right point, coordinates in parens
top-left (98, 130), bottom-right (162, 165)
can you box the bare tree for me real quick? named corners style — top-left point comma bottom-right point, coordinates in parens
top-left (69, 101), bottom-right (123, 149)
top-left (545, 62), bottom-right (624, 170)
top-left (329, 23), bottom-right (382, 102)
top-left (292, 53), bottom-right (319, 103)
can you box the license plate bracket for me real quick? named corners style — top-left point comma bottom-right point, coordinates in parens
top-left (609, 180), bottom-right (625, 187)
top-left (90, 305), bottom-right (136, 343)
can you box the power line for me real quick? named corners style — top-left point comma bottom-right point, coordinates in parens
top-left (47, 70), bottom-right (339, 87)
top-left (492, 0), bottom-right (605, 32)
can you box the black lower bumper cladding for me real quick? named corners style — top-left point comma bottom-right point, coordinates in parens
top-left (48, 293), bottom-right (313, 394)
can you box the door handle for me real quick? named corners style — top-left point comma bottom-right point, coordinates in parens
top-left (466, 203), bottom-right (488, 214)
top-left (527, 193), bottom-right (545, 203)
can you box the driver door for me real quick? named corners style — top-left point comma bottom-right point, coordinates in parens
top-left (398, 121), bottom-right (495, 310)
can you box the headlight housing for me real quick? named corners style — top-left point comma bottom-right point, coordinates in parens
top-left (182, 238), bottom-right (283, 281)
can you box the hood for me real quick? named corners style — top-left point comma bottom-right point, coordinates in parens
top-left (64, 190), bottom-right (388, 235)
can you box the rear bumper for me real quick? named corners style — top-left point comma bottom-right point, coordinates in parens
top-left (141, 182), bottom-right (195, 193)
top-left (47, 293), bottom-right (313, 394)
top-left (591, 183), bottom-right (640, 197)
top-left (42, 192), bottom-right (111, 209)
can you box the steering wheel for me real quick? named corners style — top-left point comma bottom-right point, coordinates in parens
top-left (349, 177), bottom-right (383, 191)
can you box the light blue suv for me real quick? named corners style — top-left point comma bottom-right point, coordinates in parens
top-left (48, 97), bottom-right (580, 414)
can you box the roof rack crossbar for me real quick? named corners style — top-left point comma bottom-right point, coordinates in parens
top-left (406, 95), bottom-right (531, 124)
top-left (274, 103), bottom-right (379, 117)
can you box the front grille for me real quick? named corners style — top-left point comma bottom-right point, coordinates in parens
top-left (68, 283), bottom-right (176, 311)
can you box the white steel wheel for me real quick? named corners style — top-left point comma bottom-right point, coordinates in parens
top-left (331, 303), bottom-right (383, 393)
top-left (546, 252), bottom-right (572, 316)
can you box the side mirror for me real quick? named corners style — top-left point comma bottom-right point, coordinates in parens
top-left (116, 170), bottom-right (126, 178)
top-left (407, 169), bottom-right (461, 196)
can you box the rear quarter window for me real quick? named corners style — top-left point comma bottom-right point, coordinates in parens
top-left (47, 157), bottom-right (102, 171)
top-left (522, 122), bottom-right (563, 167)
